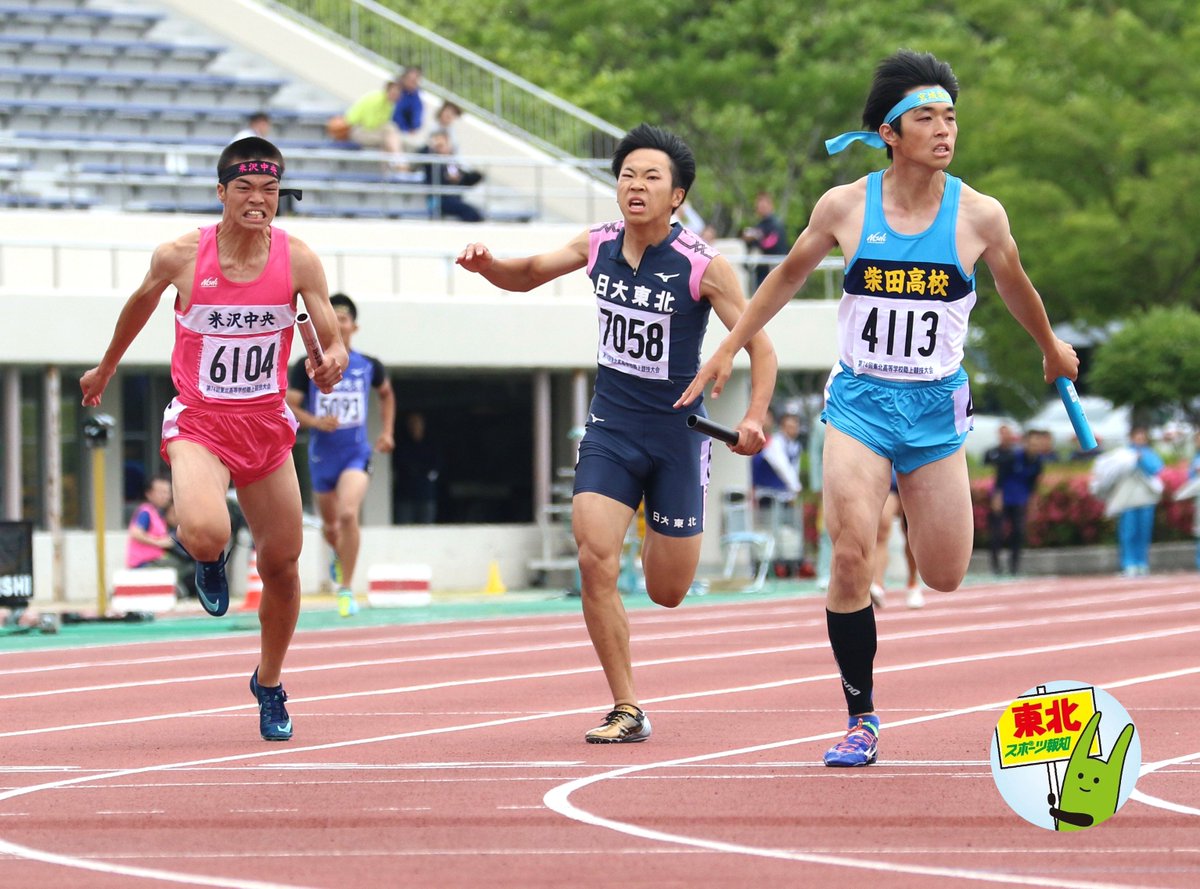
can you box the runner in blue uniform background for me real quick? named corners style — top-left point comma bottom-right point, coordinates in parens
top-left (287, 293), bottom-right (395, 617)
top-left (457, 124), bottom-right (777, 744)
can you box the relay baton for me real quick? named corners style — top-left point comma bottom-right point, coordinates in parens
top-left (295, 313), bottom-right (324, 366)
top-left (1055, 377), bottom-right (1097, 452)
top-left (687, 414), bottom-right (740, 447)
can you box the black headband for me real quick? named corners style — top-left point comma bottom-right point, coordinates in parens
top-left (218, 160), bottom-right (302, 200)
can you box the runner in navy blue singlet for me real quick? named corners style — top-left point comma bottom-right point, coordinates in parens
top-left (678, 52), bottom-right (1079, 767)
top-left (457, 124), bottom-right (778, 744)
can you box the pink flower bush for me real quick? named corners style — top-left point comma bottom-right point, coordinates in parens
top-left (974, 462), bottom-right (1195, 549)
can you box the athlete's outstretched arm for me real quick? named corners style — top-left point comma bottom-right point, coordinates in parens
top-left (976, 198), bottom-right (1078, 383)
top-left (675, 190), bottom-right (843, 408)
top-left (699, 254), bottom-right (777, 456)
top-left (457, 231), bottom-right (589, 292)
top-left (292, 237), bottom-right (348, 394)
top-left (80, 239), bottom-right (187, 406)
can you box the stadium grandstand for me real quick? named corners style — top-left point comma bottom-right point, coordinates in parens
top-left (0, 0), bottom-right (839, 607)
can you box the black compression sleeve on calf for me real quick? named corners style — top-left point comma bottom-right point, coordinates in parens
top-left (827, 605), bottom-right (877, 717)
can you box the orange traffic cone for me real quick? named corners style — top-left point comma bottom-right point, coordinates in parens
top-left (239, 549), bottom-right (262, 612)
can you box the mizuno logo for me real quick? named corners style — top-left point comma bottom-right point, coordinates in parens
top-left (200, 276), bottom-right (219, 287)
top-left (866, 232), bottom-right (887, 245)
top-left (841, 677), bottom-right (862, 696)
top-left (654, 272), bottom-right (681, 283)
top-left (589, 413), bottom-right (605, 424)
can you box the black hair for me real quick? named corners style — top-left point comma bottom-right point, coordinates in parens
top-left (217, 137), bottom-right (285, 176)
top-left (248, 111), bottom-right (270, 124)
top-left (862, 50), bottom-right (959, 157)
top-left (330, 292), bottom-right (357, 320)
top-left (610, 123), bottom-right (696, 198)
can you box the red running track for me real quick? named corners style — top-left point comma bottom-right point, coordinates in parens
top-left (0, 575), bottom-right (1197, 888)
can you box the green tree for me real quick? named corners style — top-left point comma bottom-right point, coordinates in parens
top-left (1088, 307), bottom-right (1200, 423)
top-left (381, 0), bottom-right (1200, 410)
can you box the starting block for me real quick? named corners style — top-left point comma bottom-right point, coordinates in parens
top-left (110, 568), bottom-right (178, 614)
top-left (367, 564), bottom-right (432, 607)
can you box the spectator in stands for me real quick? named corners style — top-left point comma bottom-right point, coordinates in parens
top-left (346, 79), bottom-right (405, 171)
top-left (422, 130), bottom-right (483, 222)
top-left (740, 191), bottom-right (788, 288)
top-left (1110, 425), bottom-right (1165, 576)
top-left (126, 474), bottom-right (195, 599)
top-left (394, 412), bottom-right (441, 524)
top-left (988, 427), bottom-right (1051, 575)
top-left (432, 100), bottom-right (463, 150)
top-left (232, 112), bottom-right (271, 143)
top-left (392, 65), bottom-right (425, 151)
top-left (751, 407), bottom-right (804, 577)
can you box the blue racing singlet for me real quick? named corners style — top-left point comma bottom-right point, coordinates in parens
top-left (837, 171), bottom-right (976, 382)
top-left (288, 350), bottom-right (384, 460)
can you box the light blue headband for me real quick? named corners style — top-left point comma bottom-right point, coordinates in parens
top-left (824, 86), bottom-right (954, 155)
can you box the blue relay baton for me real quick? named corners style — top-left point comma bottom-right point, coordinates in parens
top-left (1055, 377), bottom-right (1097, 452)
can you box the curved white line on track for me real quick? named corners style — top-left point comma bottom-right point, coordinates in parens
top-left (543, 667), bottom-right (1200, 889)
top-left (3, 596), bottom-right (1195, 885)
top-left (1131, 750), bottom-right (1200, 817)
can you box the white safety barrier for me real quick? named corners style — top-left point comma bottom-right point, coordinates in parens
top-left (367, 564), bottom-right (433, 607)
top-left (110, 567), bottom-right (177, 614)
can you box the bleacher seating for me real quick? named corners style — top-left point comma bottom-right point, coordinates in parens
top-left (0, 0), bottom-right (540, 221)
top-left (0, 4), bottom-right (163, 39)
top-left (0, 66), bottom-right (288, 106)
top-left (0, 34), bottom-right (225, 72)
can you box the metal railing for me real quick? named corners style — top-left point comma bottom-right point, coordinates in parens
top-left (0, 135), bottom-right (615, 221)
top-left (0, 238), bottom-right (844, 299)
top-left (263, 0), bottom-right (626, 164)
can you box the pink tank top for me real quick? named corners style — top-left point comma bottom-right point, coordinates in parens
top-left (126, 503), bottom-right (168, 568)
top-left (171, 225), bottom-right (297, 410)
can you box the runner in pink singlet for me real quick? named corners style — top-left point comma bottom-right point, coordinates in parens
top-left (161, 221), bottom-right (300, 487)
top-left (81, 136), bottom-right (348, 742)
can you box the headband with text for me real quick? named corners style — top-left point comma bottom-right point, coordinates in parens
top-left (824, 86), bottom-right (954, 155)
top-left (218, 160), bottom-right (302, 200)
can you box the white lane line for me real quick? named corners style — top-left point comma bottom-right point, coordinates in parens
top-left (543, 666), bottom-right (1200, 889)
top-left (1131, 750), bottom-right (1200, 817)
top-left (0, 634), bottom-right (1194, 887)
top-left (6, 595), bottom-right (1197, 706)
top-left (0, 618), bottom-right (812, 701)
top-left (4, 613), bottom-right (1196, 740)
top-left (0, 603), bottom-right (806, 673)
top-left (2, 578), bottom-right (1191, 676)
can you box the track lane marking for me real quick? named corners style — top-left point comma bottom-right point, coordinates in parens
top-left (543, 667), bottom-right (1200, 889)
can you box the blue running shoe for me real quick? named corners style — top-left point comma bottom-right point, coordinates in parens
top-left (823, 715), bottom-right (879, 767)
top-left (194, 553), bottom-right (229, 617)
top-left (249, 668), bottom-right (293, 741)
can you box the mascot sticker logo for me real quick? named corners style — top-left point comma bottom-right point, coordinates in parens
top-left (990, 681), bottom-right (1140, 830)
